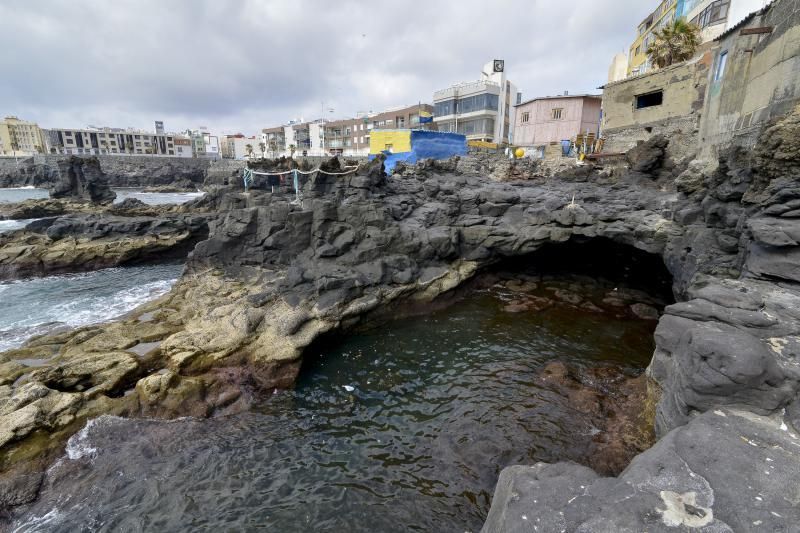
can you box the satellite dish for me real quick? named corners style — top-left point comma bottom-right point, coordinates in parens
top-left (493, 60), bottom-right (505, 73)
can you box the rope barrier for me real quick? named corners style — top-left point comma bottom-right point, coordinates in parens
top-left (242, 165), bottom-right (359, 199)
top-left (246, 165), bottom-right (359, 177)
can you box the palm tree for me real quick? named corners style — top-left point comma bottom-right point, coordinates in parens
top-left (289, 144), bottom-right (296, 158)
top-left (646, 18), bottom-right (701, 69)
top-left (245, 144), bottom-right (254, 159)
top-left (258, 142), bottom-right (266, 159)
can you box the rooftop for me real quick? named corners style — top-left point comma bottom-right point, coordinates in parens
top-left (514, 94), bottom-right (602, 107)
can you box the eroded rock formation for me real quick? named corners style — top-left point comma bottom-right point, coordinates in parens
top-left (1, 106), bottom-right (799, 527)
top-left (0, 213), bottom-right (210, 279)
top-left (49, 157), bottom-right (115, 204)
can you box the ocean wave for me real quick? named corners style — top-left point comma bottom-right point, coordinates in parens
top-left (0, 218), bottom-right (39, 233)
top-left (0, 265), bottom-right (181, 352)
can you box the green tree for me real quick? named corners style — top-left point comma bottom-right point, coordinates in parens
top-left (258, 142), bottom-right (266, 159)
top-left (646, 18), bottom-right (702, 69)
top-left (245, 143), bottom-right (254, 159)
top-left (289, 144), bottom-right (296, 157)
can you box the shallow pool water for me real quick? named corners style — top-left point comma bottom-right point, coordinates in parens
top-left (12, 272), bottom-right (662, 533)
top-left (0, 187), bottom-right (49, 204)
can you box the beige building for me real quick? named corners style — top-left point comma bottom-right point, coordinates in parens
top-left (0, 116), bottom-right (46, 156)
top-left (608, 53), bottom-right (629, 83)
top-left (221, 134), bottom-right (262, 159)
top-left (600, 0), bottom-right (797, 161)
top-left (600, 51), bottom-right (713, 156)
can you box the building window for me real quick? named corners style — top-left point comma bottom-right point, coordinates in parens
top-left (551, 108), bottom-right (564, 120)
top-left (635, 45), bottom-right (641, 56)
top-left (692, 0), bottom-right (730, 28)
top-left (714, 51), bottom-right (728, 81)
top-left (521, 111), bottom-right (530, 123)
top-left (636, 90), bottom-right (664, 109)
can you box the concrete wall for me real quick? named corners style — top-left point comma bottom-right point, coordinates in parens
top-left (699, 0), bottom-right (800, 157)
top-left (602, 52), bottom-right (712, 132)
top-left (601, 51), bottom-right (712, 158)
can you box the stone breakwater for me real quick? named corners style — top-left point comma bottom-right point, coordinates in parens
top-left (1, 107), bottom-right (799, 529)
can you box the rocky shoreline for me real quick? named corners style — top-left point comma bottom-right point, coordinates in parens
top-left (1, 108), bottom-right (799, 529)
top-left (0, 154), bottom-right (217, 190)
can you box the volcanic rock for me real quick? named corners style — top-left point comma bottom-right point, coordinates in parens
top-left (50, 156), bottom-right (115, 204)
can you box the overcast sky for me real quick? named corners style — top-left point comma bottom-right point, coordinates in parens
top-left (0, 0), bottom-right (646, 136)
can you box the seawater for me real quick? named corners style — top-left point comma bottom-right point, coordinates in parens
top-left (0, 264), bottom-right (183, 352)
top-left (112, 188), bottom-right (204, 205)
top-left (0, 219), bottom-right (38, 233)
top-left (0, 187), bottom-right (49, 204)
top-left (0, 186), bottom-right (203, 207)
top-left (12, 279), bottom-right (660, 533)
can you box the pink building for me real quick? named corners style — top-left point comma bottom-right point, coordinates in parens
top-left (512, 94), bottom-right (602, 153)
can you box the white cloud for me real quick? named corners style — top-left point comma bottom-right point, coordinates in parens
top-left (0, 0), bottom-right (648, 135)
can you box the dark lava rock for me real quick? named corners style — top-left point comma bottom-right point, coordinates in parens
top-left (626, 134), bottom-right (670, 174)
top-left (50, 156), bottom-right (116, 204)
top-left (482, 408), bottom-right (799, 532)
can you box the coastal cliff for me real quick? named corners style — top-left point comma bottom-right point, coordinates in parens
top-left (0, 108), bottom-right (799, 529)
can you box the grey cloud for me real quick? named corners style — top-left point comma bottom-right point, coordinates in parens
top-left (0, 0), bottom-right (648, 134)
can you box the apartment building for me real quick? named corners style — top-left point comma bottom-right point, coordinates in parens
top-left (433, 61), bottom-right (519, 144)
top-left (513, 94), bottom-right (602, 154)
top-left (0, 116), bottom-right (46, 156)
top-left (44, 127), bottom-right (179, 156)
top-left (260, 104), bottom-right (434, 158)
top-left (222, 134), bottom-right (262, 159)
top-left (172, 136), bottom-right (193, 158)
top-left (323, 104), bottom-right (435, 156)
top-left (682, 0), bottom-right (765, 41)
top-left (185, 130), bottom-right (220, 159)
top-left (625, 0), bottom-right (765, 77)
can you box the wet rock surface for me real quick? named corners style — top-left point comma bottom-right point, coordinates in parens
top-left (0, 213), bottom-right (210, 279)
top-left (1, 106), bottom-right (800, 528)
top-left (482, 408), bottom-right (799, 533)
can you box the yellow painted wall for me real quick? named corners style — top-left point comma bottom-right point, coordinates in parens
top-left (369, 130), bottom-right (411, 155)
top-left (628, 0), bottom-right (678, 76)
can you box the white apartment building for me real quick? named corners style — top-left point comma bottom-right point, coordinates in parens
top-left (682, 0), bottom-right (766, 42)
top-left (433, 61), bottom-right (520, 144)
top-left (222, 135), bottom-right (263, 159)
top-left (44, 127), bottom-right (181, 156)
top-left (0, 116), bottom-right (46, 156)
top-left (185, 130), bottom-right (220, 159)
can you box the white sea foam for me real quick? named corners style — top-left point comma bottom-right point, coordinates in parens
top-left (0, 265), bottom-right (181, 352)
top-left (12, 508), bottom-right (64, 533)
top-left (65, 416), bottom-right (125, 460)
top-left (0, 218), bottom-right (39, 233)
